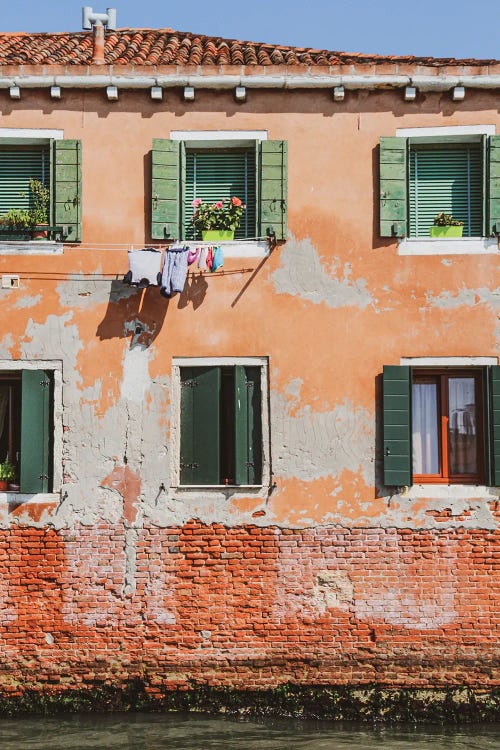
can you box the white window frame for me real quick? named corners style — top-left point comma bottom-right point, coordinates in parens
top-left (170, 130), bottom-right (269, 258)
top-left (396, 125), bottom-right (499, 256)
top-left (0, 129), bottom-right (65, 256)
top-left (170, 356), bottom-right (270, 492)
top-left (0, 359), bottom-right (63, 501)
top-left (399, 355), bottom-right (498, 498)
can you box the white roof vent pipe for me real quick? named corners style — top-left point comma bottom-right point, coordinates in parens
top-left (82, 7), bottom-right (117, 31)
top-left (82, 7), bottom-right (117, 65)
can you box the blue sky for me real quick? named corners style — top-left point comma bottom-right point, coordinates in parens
top-left (2, 1), bottom-right (498, 60)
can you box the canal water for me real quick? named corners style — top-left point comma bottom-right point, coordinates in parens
top-left (0, 714), bottom-right (498, 749)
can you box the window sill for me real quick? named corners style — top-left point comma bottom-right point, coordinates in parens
top-left (402, 484), bottom-right (496, 500)
top-left (176, 485), bottom-right (263, 490)
top-left (0, 241), bottom-right (63, 255)
top-left (398, 237), bottom-right (498, 256)
top-left (182, 240), bottom-right (269, 259)
top-left (0, 492), bottom-right (59, 502)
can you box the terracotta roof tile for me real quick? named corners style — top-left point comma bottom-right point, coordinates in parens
top-left (0, 28), bottom-right (496, 68)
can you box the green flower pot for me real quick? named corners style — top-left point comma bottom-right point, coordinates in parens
top-left (430, 225), bottom-right (463, 238)
top-left (201, 230), bottom-right (234, 241)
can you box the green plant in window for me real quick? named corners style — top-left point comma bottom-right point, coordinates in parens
top-left (191, 196), bottom-right (245, 232)
top-left (29, 178), bottom-right (50, 226)
top-left (0, 460), bottom-right (16, 482)
top-left (0, 179), bottom-right (49, 230)
top-left (433, 212), bottom-right (464, 227)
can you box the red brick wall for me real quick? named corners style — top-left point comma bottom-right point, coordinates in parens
top-left (0, 522), bottom-right (498, 695)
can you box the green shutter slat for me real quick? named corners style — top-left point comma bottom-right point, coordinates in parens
top-left (180, 366), bottom-right (221, 485)
top-left (380, 137), bottom-right (407, 237)
top-left (183, 149), bottom-right (256, 240)
top-left (409, 145), bottom-right (483, 237)
top-left (489, 365), bottom-right (500, 486)
top-left (488, 136), bottom-right (500, 235)
top-left (20, 370), bottom-right (51, 494)
top-left (0, 146), bottom-right (49, 215)
top-left (383, 365), bottom-right (412, 486)
top-left (152, 138), bottom-right (180, 240)
top-left (234, 366), bottom-right (262, 485)
top-left (259, 140), bottom-right (287, 240)
top-left (54, 139), bottom-right (82, 241)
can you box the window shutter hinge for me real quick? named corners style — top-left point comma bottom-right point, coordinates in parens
top-left (40, 380), bottom-right (50, 387)
top-left (39, 473), bottom-right (49, 480)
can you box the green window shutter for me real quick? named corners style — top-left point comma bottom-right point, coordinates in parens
top-left (180, 366), bottom-right (221, 485)
top-left (383, 365), bottom-right (411, 486)
top-left (380, 137), bottom-right (407, 237)
top-left (488, 365), bottom-right (500, 486)
top-left (488, 135), bottom-right (500, 235)
top-left (53, 139), bottom-right (82, 241)
top-left (183, 149), bottom-right (256, 240)
top-left (20, 370), bottom-right (51, 494)
top-left (152, 138), bottom-right (180, 240)
top-left (234, 366), bottom-right (262, 485)
top-left (259, 140), bottom-right (287, 240)
top-left (0, 145), bottom-right (50, 215)
top-left (409, 144), bottom-right (482, 237)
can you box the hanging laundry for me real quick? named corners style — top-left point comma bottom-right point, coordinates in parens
top-left (187, 247), bottom-right (200, 265)
top-left (160, 245), bottom-right (189, 298)
top-left (198, 247), bottom-right (208, 271)
top-left (206, 246), bottom-right (214, 271)
top-left (211, 245), bottom-right (224, 272)
top-left (123, 248), bottom-right (162, 287)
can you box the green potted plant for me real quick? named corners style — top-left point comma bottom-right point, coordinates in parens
top-left (29, 178), bottom-right (50, 240)
top-left (0, 460), bottom-right (16, 491)
top-left (0, 178), bottom-right (50, 241)
top-left (430, 212), bottom-right (464, 238)
top-left (191, 196), bottom-right (245, 241)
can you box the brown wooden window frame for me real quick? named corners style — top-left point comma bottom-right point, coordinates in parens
top-left (412, 368), bottom-right (485, 485)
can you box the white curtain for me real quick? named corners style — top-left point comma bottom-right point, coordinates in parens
top-left (412, 382), bottom-right (439, 475)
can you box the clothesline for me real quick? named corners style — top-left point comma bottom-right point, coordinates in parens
top-left (62, 236), bottom-right (272, 251)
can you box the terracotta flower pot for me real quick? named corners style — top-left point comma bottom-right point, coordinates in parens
top-left (0, 480), bottom-right (8, 491)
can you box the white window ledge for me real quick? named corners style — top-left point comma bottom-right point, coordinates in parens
top-left (0, 241), bottom-right (64, 255)
top-left (401, 484), bottom-right (497, 500)
top-left (0, 492), bottom-right (60, 503)
top-left (398, 237), bottom-right (498, 256)
top-left (182, 240), bottom-right (269, 258)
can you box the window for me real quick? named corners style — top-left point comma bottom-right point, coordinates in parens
top-left (151, 136), bottom-right (287, 242)
top-left (0, 369), bottom-right (54, 493)
top-left (379, 130), bottom-right (500, 240)
top-left (183, 148), bottom-right (256, 240)
top-left (174, 359), bottom-right (268, 487)
top-left (0, 131), bottom-right (82, 243)
top-left (383, 364), bottom-right (500, 487)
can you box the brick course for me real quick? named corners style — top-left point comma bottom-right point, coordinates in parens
top-left (0, 522), bottom-right (497, 697)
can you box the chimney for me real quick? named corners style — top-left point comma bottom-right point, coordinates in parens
top-left (82, 6), bottom-right (117, 65)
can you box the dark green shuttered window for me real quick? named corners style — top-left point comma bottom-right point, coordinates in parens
top-left (409, 145), bottom-right (483, 237)
top-left (151, 139), bottom-right (287, 241)
top-left (383, 365), bottom-right (500, 487)
top-left (180, 365), bottom-right (263, 486)
top-left (380, 134), bottom-right (500, 238)
top-left (0, 139), bottom-right (82, 241)
top-left (0, 146), bottom-right (50, 215)
top-left (183, 149), bottom-right (256, 240)
top-left (0, 369), bottom-right (53, 494)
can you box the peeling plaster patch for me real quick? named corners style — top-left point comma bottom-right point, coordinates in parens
top-left (426, 285), bottom-right (500, 310)
top-left (272, 382), bottom-right (374, 484)
top-left (14, 294), bottom-right (41, 309)
top-left (271, 235), bottom-right (373, 309)
top-left (314, 571), bottom-right (354, 613)
top-left (123, 528), bottom-right (138, 596)
top-left (56, 278), bottom-right (136, 308)
top-left (143, 535), bottom-right (177, 625)
top-left (0, 333), bottom-right (14, 358)
top-left (121, 345), bottom-right (151, 404)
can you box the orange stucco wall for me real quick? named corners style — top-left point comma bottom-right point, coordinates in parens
top-left (0, 85), bottom-right (498, 696)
